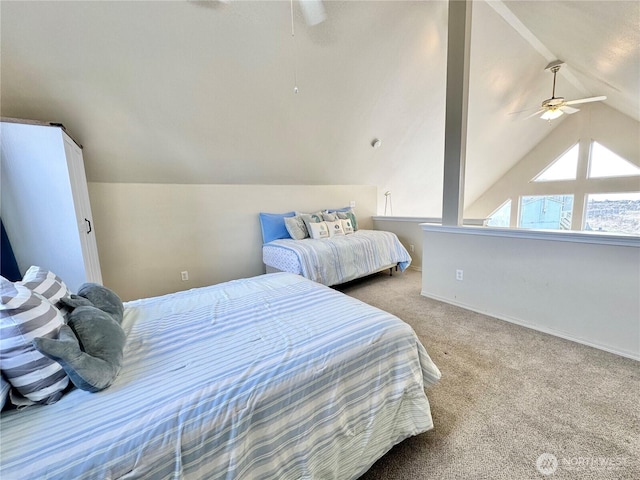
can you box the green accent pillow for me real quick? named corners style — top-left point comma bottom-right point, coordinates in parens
top-left (336, 210), bottom-right (358, 230)
top-left (341, 218), bottom-right (354, 234)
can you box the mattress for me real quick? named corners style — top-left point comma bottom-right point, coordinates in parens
top-left (0, 272), bottom-right (440, 479)
top-left (262, 229), bottom-right (412, 286)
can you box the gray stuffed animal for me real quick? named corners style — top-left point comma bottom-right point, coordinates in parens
top-left (70, 283), bottom-right (124, 324)
top-left (33, 283), bottom-right (126, 393)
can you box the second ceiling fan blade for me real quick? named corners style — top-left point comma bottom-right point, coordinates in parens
top-left (564, 95), bottom-right (607, 106)
top-left (560, 105), bottom-right (580, 114)
top-left (298, 0), bottom-right (326, 26)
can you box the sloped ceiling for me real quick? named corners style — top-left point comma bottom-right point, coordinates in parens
top-left (1, 1), bottom-right (638, 216)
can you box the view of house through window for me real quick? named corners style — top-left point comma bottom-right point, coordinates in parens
top-left (519, 195), bottom-right (574, 230)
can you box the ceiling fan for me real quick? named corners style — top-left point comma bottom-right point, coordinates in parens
top-left (215, 0), bottom-right (326, 26)
top-left (526, 61), bottom-right (606, 121)
top-left (209, 0), bottom-right (326, 94)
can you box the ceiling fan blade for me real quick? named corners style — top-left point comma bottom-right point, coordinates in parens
top-left (298, 0), bottom-right (326, 26)
top-left (508, 105), bottom-right (540, 115)
top-left (524, 108), bottom-right (545, 119)
top-left (564, 95), bottom-right (607, 106)
top-left (560, 105), bottom-right (580, 114)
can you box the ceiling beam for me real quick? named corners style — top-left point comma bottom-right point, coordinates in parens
top-left (442, 0), bottom-right (473, 226)
top-left (486, 0), bottom-right (588, 95)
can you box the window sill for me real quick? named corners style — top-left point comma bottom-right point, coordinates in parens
top-left (420, 224), bottom-right (640, 247)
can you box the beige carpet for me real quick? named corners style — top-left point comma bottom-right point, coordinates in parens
top-left (335, 269), bottom-right (639, 480)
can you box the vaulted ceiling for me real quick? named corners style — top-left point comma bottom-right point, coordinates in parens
top-left (1, 1), bottom-right (638, 216)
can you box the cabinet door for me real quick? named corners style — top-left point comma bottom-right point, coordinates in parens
top-left (63, 134), bottom-right (103, 285)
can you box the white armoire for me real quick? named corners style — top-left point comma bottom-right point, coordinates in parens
top-left (1, 119), bottom-right (102, 292)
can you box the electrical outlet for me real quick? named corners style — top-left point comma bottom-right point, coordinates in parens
top-left (181, 271), bottom-right (189, 281)
top-left (410, 244), bottom-right (415, 252)
top-left (349, 200), bottom-right (356, 208)
top-left (456, 269), bottom-right (463, 281)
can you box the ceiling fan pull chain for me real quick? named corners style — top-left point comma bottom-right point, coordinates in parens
top-left (290, 0), bottom-right (299, 94)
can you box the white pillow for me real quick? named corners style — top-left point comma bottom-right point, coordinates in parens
top-left (309, 221), bottom-right (330, 239)
top-left (326, 220), bottom-right (345, 237)
top-left (341, 219), bottom-right (354, 235)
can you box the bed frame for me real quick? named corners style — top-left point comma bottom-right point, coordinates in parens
top-left (262, 230), bottom-right (411, 287)
top-left (265, 262), bottom-right (400, 282)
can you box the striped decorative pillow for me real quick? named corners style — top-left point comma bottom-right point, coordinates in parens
top-left (19, 266), bottom-right (70, 306)
top-left (1, 373), bottom-right (10, 410)
top-left (0, 277), bottom-right (69, 405)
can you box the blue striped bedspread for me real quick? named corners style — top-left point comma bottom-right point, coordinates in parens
top-left (0, 273), bottom-right (440, 480)
top-left (263, 230), bottom-right (412, 286)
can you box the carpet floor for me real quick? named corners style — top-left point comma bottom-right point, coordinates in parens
top-left (334, 269), bottom-right (639, 480)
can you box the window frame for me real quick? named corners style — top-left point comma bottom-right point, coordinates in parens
top-left (492, 140), bottom-right (639, 235)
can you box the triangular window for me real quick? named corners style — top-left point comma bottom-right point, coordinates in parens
top-left (533, 144), bottom-right (579, 182)
top-left (486, 200), bottom-right (511, 227)
top-left (588, 142), bottom-right (640, 178)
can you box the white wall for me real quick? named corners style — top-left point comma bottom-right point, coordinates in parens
top-left (421, 225), bottom-right (640, 360)
top-left (373, 217), bottom-right (425, 271)
top-left (466, 103), bottom-right (640, 222)
top-left (372, 216), bottom-right (485, 272)
top-left (88, 183), bottom-right (376, 301)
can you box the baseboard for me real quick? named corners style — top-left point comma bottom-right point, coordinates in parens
top-left (421, 290), bottom-right (640, 362)
top-left (407, 265), bottom-right (422, 272)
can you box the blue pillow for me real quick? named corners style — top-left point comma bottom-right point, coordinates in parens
top-left (259, 212), bottom-right (296, 243)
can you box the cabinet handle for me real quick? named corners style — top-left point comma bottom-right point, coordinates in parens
top-left (85, 218), bottom-right (92, 234)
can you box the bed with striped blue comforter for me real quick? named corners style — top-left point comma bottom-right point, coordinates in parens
top-left (263, 230), bottom-right (412, 286)
top-left (0, 273), bottom-right (440, 480)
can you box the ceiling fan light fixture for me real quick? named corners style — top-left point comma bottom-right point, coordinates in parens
top-left (540, 109), bottom-right (563, 120)
top-left (510, 61), bottom-right (606, 121)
